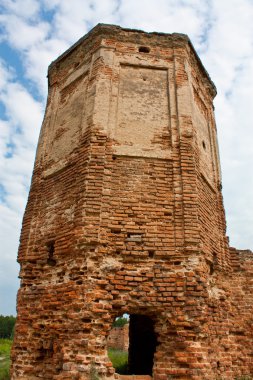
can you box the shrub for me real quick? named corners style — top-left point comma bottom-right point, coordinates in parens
top-left (108, 348), bottom-right (128, 374)
top-left (112, 317), bottom-right (128, 328)
top-left (0, 339), bottom-right (12, 380)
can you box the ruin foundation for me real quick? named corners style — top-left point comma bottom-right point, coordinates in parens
top-left (11, 24), bottom-right (253, 380)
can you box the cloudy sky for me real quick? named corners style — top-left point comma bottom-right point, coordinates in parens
top-left (0, 0), bottom-right (253, 316)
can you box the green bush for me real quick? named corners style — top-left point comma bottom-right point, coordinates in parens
top-left (108, 348), bottom-right (128, 374)
top-left (0, 339), bottom-right (12, 380)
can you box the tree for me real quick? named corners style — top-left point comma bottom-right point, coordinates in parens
top-left (113, 316), bottom-right (128, 328)
top-left (0, 315), bottom-right (16, 339)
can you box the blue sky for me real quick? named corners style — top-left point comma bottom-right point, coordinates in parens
top-left (0, 0), bottom-right (253, 316)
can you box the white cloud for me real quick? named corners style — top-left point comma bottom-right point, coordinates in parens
top-left (0, 14), bottom-right (50, 50)
top-left (1, 0), bottom-right (40, 19)
top-left (118, 0), bottom-right (209, 38)
top-left (41, 0), bottom-right (120, 43)
top-left (0, 59), bottom-right (43, 314)
top-left (24, 38), bottom-right (70, 96)
top-left (0, 120), bottom-right (10, 157)
top-left (197, 0), bottom-right (253, 248)
top-left (0, 203), bottom-right (20, 315)
top-left (1, 83), bottom-right (43, 143)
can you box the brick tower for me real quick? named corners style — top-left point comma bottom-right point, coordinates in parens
top-left (11, 24), bottom-right (253, 380)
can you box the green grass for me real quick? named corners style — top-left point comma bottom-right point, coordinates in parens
top-left (0, 339), bottom-right (12, 380)
top-left (108, 348), bottom-right (128, 374)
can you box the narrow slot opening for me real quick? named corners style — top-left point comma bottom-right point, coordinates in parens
top-left (139, 46), bottom-right (150, 53)
top-left (210, 253), bottom-right (218, 275)
top-left (126, 233), bottom-right (143, 242)
top-left (46, 241), bottom-right (56, 266)
top-left (148, 250), bottom-right (155, 258)
top-left (111, 228), bottom-right (121, 234)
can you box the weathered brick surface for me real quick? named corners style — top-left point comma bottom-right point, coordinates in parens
top-left (107, 324), bottom-right (129, 351)
top-left (11, 24), bottom-right (253, 380)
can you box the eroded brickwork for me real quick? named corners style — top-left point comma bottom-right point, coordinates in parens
top-left (107, 324), bottom-right (129, 351)
top-left (11, 24), bottom-right (253, 380)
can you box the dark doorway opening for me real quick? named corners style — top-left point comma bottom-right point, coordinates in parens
top-left (107, 314), bottom-right (157, 376)
top-left (128, 314), bottom-right (157, 376)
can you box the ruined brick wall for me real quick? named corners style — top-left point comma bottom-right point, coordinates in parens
top-left (202, 248), bottom-right (253, 377)
top-left (107, 324), bottom-right (129, 351)
top-left (11, 24), bottom-right (253, 380)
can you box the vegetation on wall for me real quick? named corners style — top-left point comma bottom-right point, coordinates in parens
top-left (112, 316), bottom-right (128, 328)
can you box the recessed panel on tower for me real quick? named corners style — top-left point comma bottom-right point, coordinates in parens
top-left (114, 65), bottom-right (171, 158)
top-left (49, 72), bottom-right (88, 162)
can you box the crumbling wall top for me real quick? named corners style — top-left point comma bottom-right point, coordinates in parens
top-left (229, 247), bottom-right (253, 272)
top-left (48, 23), bottom-right (216, 97)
